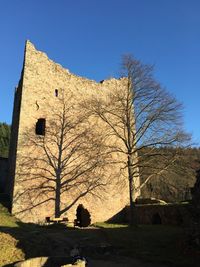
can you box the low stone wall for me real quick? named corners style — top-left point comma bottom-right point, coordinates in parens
top-left (0, 157), bottom-right (8, 193)
top-left (135, 203), bottom-right (191, 225)
top-left (108, 203), bottom-right (192, 226)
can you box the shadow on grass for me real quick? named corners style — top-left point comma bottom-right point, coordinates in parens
top-left (1, 221), bottom-right (200, 267)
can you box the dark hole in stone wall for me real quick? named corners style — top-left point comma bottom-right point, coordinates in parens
top-left (55, 89), bottom-right (58, 97)
top-left (35, 118), bottom-right (46, 136)
top-left (152, 212), bottom-right (162, 224)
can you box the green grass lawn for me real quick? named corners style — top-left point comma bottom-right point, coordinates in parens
top-left (0, 204), bottom-right (199, 267)
top-left (0, 204), bottom-right (18, 228)
top-left (95, 222), bottom-right (188, 266)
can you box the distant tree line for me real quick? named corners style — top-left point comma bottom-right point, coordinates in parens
top-left (0, 122), bottom-right (10, 158)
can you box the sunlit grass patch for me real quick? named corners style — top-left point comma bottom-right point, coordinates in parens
top-left (0, 203), bottom-right (18, 228)
top-left (0, 232), bottom-right (24, 266)
top-left (94, 222), bottom-right (128, 228)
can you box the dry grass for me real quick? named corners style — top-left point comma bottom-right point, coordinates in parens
top-left (0, 204), bottom-right (24, 266)
top-left (0, 232), bottom-right (24, 266)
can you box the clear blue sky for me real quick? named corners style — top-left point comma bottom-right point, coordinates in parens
top-left (0, 0), bottom-right (199, 145)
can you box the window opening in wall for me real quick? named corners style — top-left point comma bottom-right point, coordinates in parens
top-left (35, 118), bottom-right (46, 136)
top-left (55, 89), bottom-right (58, 97)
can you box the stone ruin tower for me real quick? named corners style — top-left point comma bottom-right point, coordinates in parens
top-left (8, 41), bottom-right (140, 223)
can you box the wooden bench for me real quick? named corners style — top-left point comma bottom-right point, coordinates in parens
top-left (45, 216), bottom-right (68, 224)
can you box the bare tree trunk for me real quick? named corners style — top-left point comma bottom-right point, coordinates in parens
top-left (55, 126), bottom-right (63, 218)
top-left (55, 173), bottom-right (61, 218)
top-left (128, 154), bottom-right (137, 227)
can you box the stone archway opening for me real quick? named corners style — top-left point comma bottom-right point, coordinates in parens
top-left (152, 212), bottom-right (162, 224)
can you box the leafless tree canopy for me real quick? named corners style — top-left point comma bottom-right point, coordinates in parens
top-left (121, 56), bottom-right (190, 191)
top-left (122, 55), bottom-right (187, 147)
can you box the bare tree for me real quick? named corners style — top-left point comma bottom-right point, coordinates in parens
top-left (14, 94), bottom-right (109, 219)
top-left (84, 55), bottom-right (190, 226)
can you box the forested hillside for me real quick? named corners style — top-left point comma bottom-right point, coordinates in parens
top-left (0, 123), bottom-right (10, 158)
top-left (140, 147), bottom-right (200, 202)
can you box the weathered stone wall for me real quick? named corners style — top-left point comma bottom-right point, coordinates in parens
top-left (0, 157), bottom-right (8, 193)
top-left (9, 41), bottom-right (140, 223)
top-left (136, 204), bottom-right (191, 225)
top-left (110, 204), bottom-right (191, 226)
top-left (7, 70), bottom-right (24, 200)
